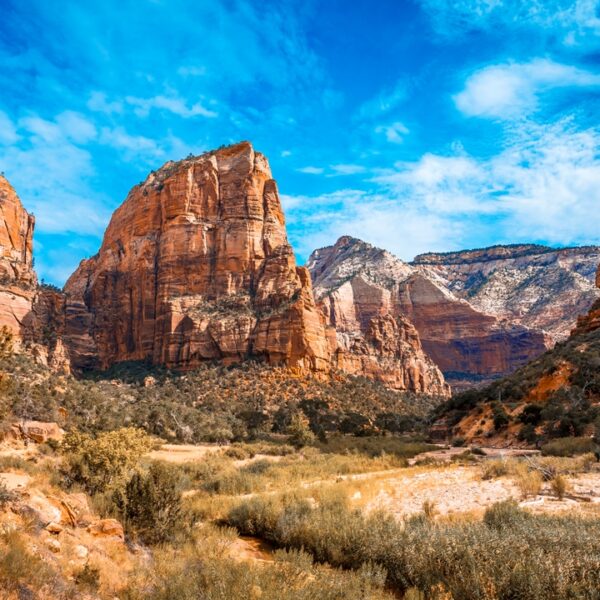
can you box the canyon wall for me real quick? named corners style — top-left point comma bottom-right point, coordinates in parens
top-left (308, 237), bottom-right (552, 389)
top-left (63, 142), bottom-right (331, 375)
top-left (0, 175), bottom-right (36, 342)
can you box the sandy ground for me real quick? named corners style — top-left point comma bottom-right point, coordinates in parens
top-left (364, 464), bottom-right (600, 518)
top-left (146, 443), bottom-right (223, 463)
top-left (0, 471), bottom-right (31, 490)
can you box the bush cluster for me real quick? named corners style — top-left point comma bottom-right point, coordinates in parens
top-left (226, 494), bottom-right (600, 599)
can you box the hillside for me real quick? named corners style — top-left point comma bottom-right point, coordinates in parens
top-left (308, 237), bottom-right (553, 388)
top-left (432, 265), bottom-right (600, 447)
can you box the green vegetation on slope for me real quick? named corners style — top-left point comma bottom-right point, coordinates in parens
top-left (434, 327), bottom-right (600, 445)
top-left (0, 352), bottom-right (441, 443)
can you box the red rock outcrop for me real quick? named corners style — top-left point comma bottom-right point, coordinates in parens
top-left (310, 238), bottom-right (449, 395)
top-left (59, 144), bottom-right (448, 396)
top-left (0, 175), bottom-right (36, 343)
top-left (308, 237), bottom-right (549, 390)
top-left (572, 264), bottom-right (600, 335)
top-left (64, 142), bottom-right (331, 375)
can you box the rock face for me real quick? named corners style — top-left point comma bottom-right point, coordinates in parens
top-left (0, 175), bottom-right (36, 343)
top-left (311, 237), bottom-right (449, 395)
top-left (60, 143), bottom-right (448, 395)
top-left (412, 244), bottom-right (600, 342)
top-left (433, 262), bottom-right (600, 446)
top-left (64, 143), bottom-right (330, 375)
top-left (308, 237), bottom-right (550, 389)
top-left (572, 264), bottom-right (600, 335)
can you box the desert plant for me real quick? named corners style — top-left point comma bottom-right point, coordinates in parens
top-left (117, 462), bottom-right (186, 544)
top-left (515, 467), bottom-right (543, 499)
top-left (541, 436), bottom-right (597, 457)
top-left (61, 427), bottom-right (153, 494)
top-left (550, 474), bottom-right (570, 500)
top-left (287, 413), bottom-right (315, 448)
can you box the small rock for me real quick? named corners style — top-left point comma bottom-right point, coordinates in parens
top-left (46, 538), bottom-right (61, 553)
top-left (87, 518), bottom-right (124, 541)
top-left (74, 545), bottom-right (88, 559)
top-left (46, 522), bottom-right (63, 534)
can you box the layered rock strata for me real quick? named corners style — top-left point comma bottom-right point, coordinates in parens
top-left (412, 244), bottom-right (600, 341)
top-left (63, 142), bottom-right (331, 375)
top-left (308, 237), bottom-right (549, 388)
top-left (0, 175), bottom-right (36, 342)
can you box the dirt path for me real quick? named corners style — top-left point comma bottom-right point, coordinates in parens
top-left (146, 444), bottom-right (223, 463)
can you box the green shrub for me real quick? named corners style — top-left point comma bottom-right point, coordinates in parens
top-left (225, 494), bottom-right (600, 599)
top-left (287, 413), bottom-right (316, 448)
top-left (541, 437), bottom-right (597, 457)
top-left (117, 462), bottom-right (186, 544)
top-left (61, 427), bottom-right (153, 494)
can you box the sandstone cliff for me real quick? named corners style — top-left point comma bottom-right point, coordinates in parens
top-left (412, 244), bottom-right (600, 341)
top-left (0, 175), bottom-right (70, 370)
top-left (64, 142), bottom-right (331, 376)
top-left (432, 263), bottom-right (600, 446)
top-left (308, 237), bottom-right (549, 389)
top-left (59, 144), bottom-right (448, 395)
top-left (0, 174), bottom-right (36, 343)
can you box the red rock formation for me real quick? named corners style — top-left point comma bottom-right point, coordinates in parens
top-left (59, 144), bottom-right (447, 396)
top-left (64, 142), bottom-right (331, 375)
top-left (309, 237), bottom-right (548, 389)
top-left (0, 175), bottom-right (36, 343)
top-left (572, 265), bottom-right (600, 335)
top-left (310, 238), bottom-right (449, 395)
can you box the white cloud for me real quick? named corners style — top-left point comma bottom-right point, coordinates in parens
top-left (1, 126), bottom-right (112, 237)
top-left (55, 111), bottom-right (97, 143)
top-left (329, 164), bottom-right (366, 176)
top-left (297, 166), bottom-right (325, 175)
top-left (0, 111), bottom-right (20, 145)
top-left (19, 111), bottom-right (97, 144)
top-left (374, 121), bottom-right (410, 143)
top-left (87, 91), bottom-right (124, 114)
top-left (455, 59), bottom-right (600, 119)
top-left (99, 126), bottom-right (164, 159)
top-left (281, 150), bottom-right (292, 158)
top-left (420, 0), bottom-right (600, 44)
top-left (358, 82), bottom-right (407, 119)
top-left (177, 65), bottom-right (207, 77)
top-left (286, 118), bottom-right (600, 262)
top-left (125, 94), bottom-right (218, 118)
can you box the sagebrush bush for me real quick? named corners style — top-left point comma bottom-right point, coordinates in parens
top-left (225, 493), bottom-right (600, 599)
top-left (116, 462), bottom-right (187, 544)
top-left (541, 436), bottom-right (597, 457)
top-left (123, 526), bottom-right (393, 600)
top-left (550, 474), bottom-right (569, 500)
top-left (61, 427), bottom-right (153, 494)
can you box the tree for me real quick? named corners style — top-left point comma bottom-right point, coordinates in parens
top-left (118, 462), bottom-right (185, 544)
top-left (287, 413), bottom-right (315, 448)
top-left (61, 428), bottom-right (153, 494)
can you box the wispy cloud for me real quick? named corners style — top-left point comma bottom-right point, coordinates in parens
top-left (329, 164), bottom-right (366, 175)
top-left (455, 59), bottom-right (600, 119)
top-left (125, 94), bottom-right (218, 119)
top-left (286, 117), bottom-right (600, 262)
top-left (297, 166), bottom-right (325, 175)
top-left (374, 121), bottom-right (410, 143)
top-left (357, 82), bottom-right (407, 119)
top-left (419, 0), bottom-right (600, 45)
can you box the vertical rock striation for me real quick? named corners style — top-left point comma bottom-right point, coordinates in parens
top-left (0, 175), bottom-right (36, 342)
top-left (63, 142), bottom-right (331, 374)
top-left (308, 237), bottom-right (549, 389)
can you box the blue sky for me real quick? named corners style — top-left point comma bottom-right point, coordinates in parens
top-left (1, 0), bottom-right (600, 285)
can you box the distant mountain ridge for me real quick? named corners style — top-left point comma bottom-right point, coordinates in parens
top-left (308, 236), bottom-right (600, 389)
